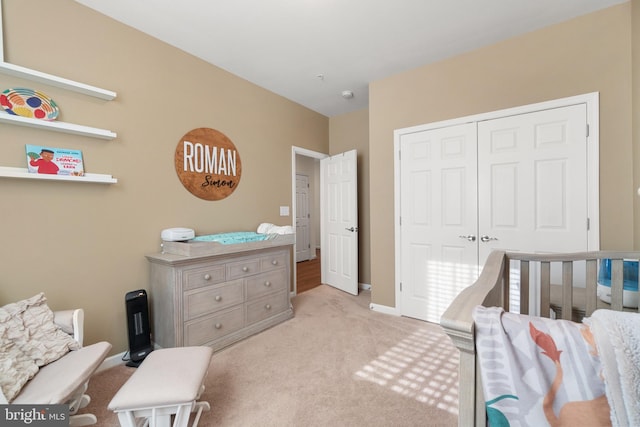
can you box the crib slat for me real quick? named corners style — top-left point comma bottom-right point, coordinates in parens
top-left (585, 259), bottom-right (598, 316)
top-left (503, 259), bottom-right (511, 313)
top-left (539, 262), bottom-right (551, 318)
top-left (610, 259), bottom-right (624, 311)
top-left (561, 261), bottom-right (573, 320)
top-left (520, 260), bottom-right (530, 315)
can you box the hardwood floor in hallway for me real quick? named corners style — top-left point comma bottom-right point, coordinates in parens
top-left (296, 249), bottom-right (321, 294)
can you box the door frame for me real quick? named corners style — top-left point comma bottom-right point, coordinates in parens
top-left (393, 92), bottom-right (600, 313)
top-left (291, 146), bottom-right (327, 296)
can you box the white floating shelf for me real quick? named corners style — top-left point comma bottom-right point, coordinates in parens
top-left (0, 166), bottom-right (117, 184)
top-left (0, 113), bottom-right (116, 140)
top-left (0, 61), bottom-right (117, 100)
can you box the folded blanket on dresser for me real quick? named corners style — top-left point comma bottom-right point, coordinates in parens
top-left (583, 310), bottom-right (640, 427)
top-left (257, 223), bottom-right (294, 235)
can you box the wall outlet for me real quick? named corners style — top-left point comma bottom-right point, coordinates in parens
top-left (280, 206), bottom-right (289, 216)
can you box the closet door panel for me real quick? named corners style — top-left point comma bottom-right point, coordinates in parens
top-left (478, 104), bottom-right (589, 313)
top-left (399, 123), bottom-right (478, 323)
top-left (478, 104), bottom-right (588, 259)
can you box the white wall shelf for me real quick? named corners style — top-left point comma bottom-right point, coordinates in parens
top-left (0, 167), bottom-right (117, 184)
top-left (0, 61), bottom-right (117, 100)
top-left (0, 1), bottom-right (117, 183)
top-left (0, 113), bottom-right (116, 140)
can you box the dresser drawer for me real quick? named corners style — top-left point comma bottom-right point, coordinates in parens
top-left (245, 269), bottom-right (288, 300)
top-left (227, 257), bottom-right (261, 279)
top-left (183, 279), bottom-right (244, 321)
top-left (183, 264), bottom-right (226, 291)
top-left (246, 290), bottom-right (289, 325)
top-left (184, 305), bottom-right (244, 346)
top-left (260, 251), bottom-right (288, 272)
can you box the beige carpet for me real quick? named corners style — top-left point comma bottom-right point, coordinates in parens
top-left (79, 285), bottom-right (459, 426)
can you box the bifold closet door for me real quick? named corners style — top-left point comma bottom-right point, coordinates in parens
top-left (477, 104), bottom-right (589, 313)
top-left (477, 104), bottom-right (589, 259)
top-left (398, 103), bottom-right (589, 322)
top-left (399, 123), bottom-right (478, 323)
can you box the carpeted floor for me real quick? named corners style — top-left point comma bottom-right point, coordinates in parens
top-left (78, 285), bottom-right (459, 426)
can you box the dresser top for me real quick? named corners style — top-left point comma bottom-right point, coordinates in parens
top-left (146, 233), bottom-right (294, 265)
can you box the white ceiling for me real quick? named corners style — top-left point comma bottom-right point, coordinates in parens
top-left (75, 0), bottom-right (626, 117)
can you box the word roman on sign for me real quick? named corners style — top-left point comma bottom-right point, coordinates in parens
top-left (175, 128), bottom-right (242, 200)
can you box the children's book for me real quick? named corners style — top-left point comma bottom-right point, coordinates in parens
top-left (25, 144), bottom-right (84, 176)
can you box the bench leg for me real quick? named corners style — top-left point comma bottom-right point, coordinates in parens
top-left (191, 402), bottom-right (210, 427)
top-left (172, 404), bottom-right (194, 427)
top-left (116, 411), bottom-right (138, 427)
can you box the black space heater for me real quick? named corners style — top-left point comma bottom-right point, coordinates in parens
top-left (125, 289), bottom-right (153, 367)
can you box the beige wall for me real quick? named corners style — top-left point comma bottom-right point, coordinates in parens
top-left (0, 0), bottom-right (328, 353)
top-left (329, 108), bottom-right (371, 285)
top-left (369, 4), bottom-right (634, 307)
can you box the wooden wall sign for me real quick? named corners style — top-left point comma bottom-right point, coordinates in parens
top-left (175, 128), bottom-right (242, 200)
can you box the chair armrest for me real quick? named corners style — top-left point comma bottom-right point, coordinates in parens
top-left (54, 308), bottom-right (84, 347)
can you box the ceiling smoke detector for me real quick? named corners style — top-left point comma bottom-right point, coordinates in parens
top-left (341, 90), bottom-right (354, 99)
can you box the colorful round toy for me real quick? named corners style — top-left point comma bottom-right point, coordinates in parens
top-left (0, 88), bottom-right (59, 120)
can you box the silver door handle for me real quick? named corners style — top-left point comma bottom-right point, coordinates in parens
top-left (480, 235), bottom-right (498, 243)
top-left (345, 227), bottom-right (358, 232)
top-left (458, 235), bottom-right (476, 242)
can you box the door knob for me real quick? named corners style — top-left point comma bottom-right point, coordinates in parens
top-left (458, 235), bottom-right (476, 242)
top-left (345, 227), bottom-right (358, 232)
top-left (480, 235), bottom-right (498, 243)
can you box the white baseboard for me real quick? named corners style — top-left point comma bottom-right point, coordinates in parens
top-left (359, 283), bottom-right (371, 291)
top-left (97, 351), bottom-right (126, 373)
top-left (369, 302), bottom-right (400, 316)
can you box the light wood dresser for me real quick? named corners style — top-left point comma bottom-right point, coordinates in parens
top-left (146, 236), bottom-right (294, 352)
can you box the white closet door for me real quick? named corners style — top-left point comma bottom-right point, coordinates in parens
top-left (477, 104), bottom-right (589, 313)
top-left (399, 123), bottom-right (478, 323)
top-left (477, 104), bottom-right (588, 260)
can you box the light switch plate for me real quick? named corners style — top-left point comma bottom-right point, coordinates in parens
top-left (280, 206), bottom-right (289, 216)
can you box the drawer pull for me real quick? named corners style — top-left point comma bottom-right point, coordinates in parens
top-left (242, 266), bottom-right (249, 272)
top-left (215, 323), bottom-right (222, 329)
top-left (215, 295), bottom-right (222, 302)
top-left (204, 274), bottom-right (211, 280)
top-left (271, 260), bottom-right (278, 265)
top-left (265, 304), bottom-right (271, 310)
top-left (264, 281), bottom-right (271, 287)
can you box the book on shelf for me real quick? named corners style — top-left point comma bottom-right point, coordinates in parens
top-left (25, 144), bottom-right (84, 176)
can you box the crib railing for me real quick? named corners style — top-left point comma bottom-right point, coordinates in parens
top-left (507, 251), bottom-right (640, 319)
top-left (440, 250), bottom-right (640, 427)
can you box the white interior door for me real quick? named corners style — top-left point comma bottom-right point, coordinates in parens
top-left (399, 123), bottom-right (478, 322)
top-left (478, 104), bottom-right (589, 313)
top-left (295, 173), bottom-right (311, 262)
top-left (321, 150), bottom-right (358, 295)
top-left (477, 104), bottom-right (588, 259)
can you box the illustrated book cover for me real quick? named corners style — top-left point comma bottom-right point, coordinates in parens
top-left (25, 144), bottom-right (84, 176)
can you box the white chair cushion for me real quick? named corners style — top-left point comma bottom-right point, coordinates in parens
top-left (13, 341), bottom-right (111, 404)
